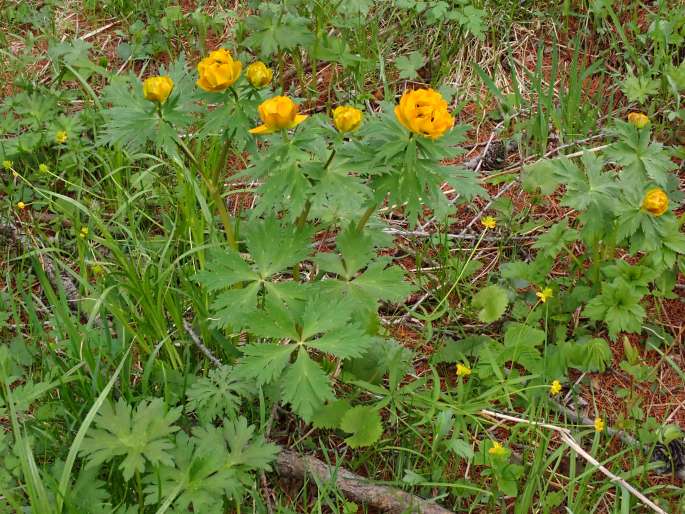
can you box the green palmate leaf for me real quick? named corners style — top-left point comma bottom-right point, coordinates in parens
top-left (340, 405), bottom-right (383, 448)
top-left (243, 7), bottom-right (315, 55)
top-left (281, 349), bottom-right (334, 422)
top-left (80, 398), bottom-right (181, 481)
top-left (236, 343), bottom-right (295, 386)
top-left (583, 278), bottom-right (646, 339)
top-left (317, 261), bottom-right (412, 316)
top-left (98, 57), bottom-right (195, 159)
top-left (532, 220), bottom-right (579, 258)
top-left (522, 159), bottom-right (560, 195)
top-left (195, 217), bottom-right (312, 328)
top-left (395, 51), bottom-right (426, 80)
top-left (311, 400), bottom-right (352, 429)
top-left (621, 74), bottom-right (660, 104)
top-left (186, 366), bottom-right (250, 424)
top-left (606, 121), bottom-right (677, 187)
top-left (602, 260), bottom-right (657, 294)
top-left (144, 418), bottom-right (278, 512)
top-left (471, 285), bottom-right (509, 323)
top-left (556, 152), bottom-right (619, 213)
top-left (564, 338), bottom-right (613, 372)
top-left (336, 223), bottom-right (376, 276)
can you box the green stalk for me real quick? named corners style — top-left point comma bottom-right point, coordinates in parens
top-left (356, 203), bottom-right (378, 233)
top-left (176, 137), bottom-right (238, 250)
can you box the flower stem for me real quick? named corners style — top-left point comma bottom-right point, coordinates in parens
top-left (356, 203), bottom-right (378, 233)
top-left (176, 137), bottom-right (238, 250)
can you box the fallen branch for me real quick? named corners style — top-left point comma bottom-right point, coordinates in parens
top-left (275, 449), bottom-right (454, 514)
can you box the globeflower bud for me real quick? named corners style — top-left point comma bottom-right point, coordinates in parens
top-left (642, 188), bottom-right (668, 216)
top-left (332, 106), bottom-right (363, 133)
top-left (246, 61), bottom-right (273, 88)
top-left (627, 112), bottom-right (649, 129)
top-left (143, 76), bottom-right (174, 103)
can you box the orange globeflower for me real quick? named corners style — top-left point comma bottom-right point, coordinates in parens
top-left (197, 48), bottom-right (242, 92)
top-left (249, 96), bottom-right (308, 135)
top-left (395, 88), bottom-right (454, 139)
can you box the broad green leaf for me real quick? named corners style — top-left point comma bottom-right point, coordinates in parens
top-left (339, 405), bottom-right (383, 448)
top-left (522, 159), bottom-right (559, 195)
top-left (471, 285), bottom-right (509, 323)
top-left (395, 51), bottom-right (426, 80)
top-left (312, 399), bottom-right (352, 429)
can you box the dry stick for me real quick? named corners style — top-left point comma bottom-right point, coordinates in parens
top-left (275, 449), bottom-right (454, 514)
top-left (180, 322), bottom-right (454, 513)
top-left (182, 320), bottom-right (222, 368)
top-left (480, 409), bottom-right (667, 514)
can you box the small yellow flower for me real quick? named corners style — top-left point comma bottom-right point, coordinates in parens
top-left (39, 163), bottom-right (49, 173)
top-left (80, 227), bottom-right (89, 238)
top-left (249, 96), bottom-right (308, 135)
top-left (55, 130), bottom-right (68, 144)
top-left (197, 48), bottom-right (242, 92)
top-left (536, 287), bottom-right (553, 303)
top-left (627, 112), bottom-right (649, 129)
top-left (17, 201), bottom-right (26, 210)
top-left (3, 160), bottom-right (12, 170)
top-left (488, 441), bottom-right (507, 457)
top-left (332, 106), bottom-right (363, 133)
top-left (594, 417), bottom-right (605, 433)
top-left (549, 380), bottom-right (562, 396)
top-left (143, 76), bottom-right (174, 103)
top-left (92, 264), bottom-right (104, 275)
top-left (481, 216), bottom-right (497, 229)
top-left (246, 61), bottom-right (273, 88)
top-left (395, 88), bottom-right (454, 139)
top-left (456, 363), bottom-right (472, 377)
top-left (642, 188), bottom-right (669, 217)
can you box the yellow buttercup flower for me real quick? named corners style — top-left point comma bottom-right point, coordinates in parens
top-left (536, 287), bottom-right (553, 303)
top-left (481, 216), bottom-right (496, 229)
top-left (488, 441), bottom-right (507, 457)
top-left (246, 61), bottom-right (273, 88)
top-left (642, 188), bottom-right (668, 216)
top-left (456, 363), bottom-right (472, 377)
top-left (249, 96), bottom-right (308, 135)
top-left (332, 106), bottom-right (363, 133)
top-left (17, 201), bottom-right (26, 210)
top-left (197, 48), bottom-right (242, 92)
top-left (3, 160), bottom-right (12, 170)
top-left (627, 112), bottom-right (649, 129)
top-left (594, 417), bottom-right (605, 433)
top-left (549, 380), bottom-right (562, 396)
top-left (143, 76), bottom-right (174, 103)
top-left (39, 163), bottom-right (49, 173)
top-left (395, 88), bottom-right (454, 139)
top-left (55, 130), bottom-right (68, 144)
